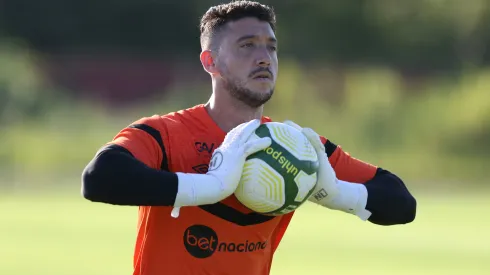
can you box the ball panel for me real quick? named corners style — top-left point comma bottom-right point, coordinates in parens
top-left (251, 123), bottom-right (318, 176)
top-left (266, 122), bottom-right (318, 162)
top-left (236, 159), bottom-right (285, 214)
top-left (293, 170), bottom-right (317, 203)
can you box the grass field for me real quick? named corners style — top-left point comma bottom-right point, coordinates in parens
top-left (1, 185), bottom-right (489, 275)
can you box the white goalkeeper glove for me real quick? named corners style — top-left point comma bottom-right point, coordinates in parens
top-left (283, 120), bottom-right (371, 221)
top-left (171, 119), bottom-right (271, 218)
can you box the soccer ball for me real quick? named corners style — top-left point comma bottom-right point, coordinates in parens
top-left (234, 122), bottom-right (319, 216)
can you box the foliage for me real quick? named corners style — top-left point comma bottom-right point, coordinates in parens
top-left (1, 0), bottom-right (490, 70)
top-left (1, 50), bottom-right (489, 183)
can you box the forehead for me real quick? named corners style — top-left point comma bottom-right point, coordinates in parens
top-left (222, 17), bottom-right (276, 42)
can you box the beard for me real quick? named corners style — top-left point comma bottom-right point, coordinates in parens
top-left (222, 76), bottom-right (274, 108)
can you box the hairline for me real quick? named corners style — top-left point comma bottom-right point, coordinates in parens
top-left (201, 17), bottom-right (275, 51)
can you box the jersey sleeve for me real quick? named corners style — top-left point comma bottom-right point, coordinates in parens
top-left (320, 136), bottom-right (377, 183)
top-left (108, 115), bottom-right (167, 170)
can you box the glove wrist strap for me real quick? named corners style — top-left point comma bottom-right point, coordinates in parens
top-left (331, 180), bottom-right (372, 221)
top-left (172, 172), bottom-right (226, 218)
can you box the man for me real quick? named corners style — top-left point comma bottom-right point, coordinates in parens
top-left (81, 1), bottom-right (417, 274)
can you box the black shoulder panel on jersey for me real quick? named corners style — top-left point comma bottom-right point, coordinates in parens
top-left (198, 203), bottom-right (275, 226)
top-left (129, 124), bottom-right (169, 171)
top-left (325, 140), bottom-right (337, 157)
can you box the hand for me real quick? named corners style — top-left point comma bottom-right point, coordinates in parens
top-left (283, 120), bottom-right (371, 220)
top-left (206, 119), bottom-right (272, 196)
top-left (283, 120), bottom-right (339, 201)
top-left (172, 119), bottom-right (271, 218)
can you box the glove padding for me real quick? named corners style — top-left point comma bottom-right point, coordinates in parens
top-left (206, 119), bottom-right (272, 196)
top-left (283, 120), bottom-right (371, 220)
top-left (172, 119), bottom-right (271, 218)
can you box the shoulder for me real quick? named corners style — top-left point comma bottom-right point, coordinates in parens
top-left (130, 104), bottom-right (205, 131)
top-left (160, 104), bottom-right (206, 125)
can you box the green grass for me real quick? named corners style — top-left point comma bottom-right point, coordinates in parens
top-left (1, 185), bottom-right (489, 275)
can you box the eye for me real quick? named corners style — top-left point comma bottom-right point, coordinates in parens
top-left (268, 45), bottom-right (277, 51)
top-left (241, 42), bottom-right (254, 48)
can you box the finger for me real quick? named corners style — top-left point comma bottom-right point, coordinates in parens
top-left (224, 119), bottom-right (256, 143)
top-left (243, 137), bottom-right (272, 156)
top-left (226, 120), bottom-right (249, 137)
top-left (302, 128), bottom-right (325, 153)
top-left (170, 207), bottom-right (181, 218)
top-left (237, 119), bottom-right (261, 144)
top-left (283, 120), bottom-right (302, 131)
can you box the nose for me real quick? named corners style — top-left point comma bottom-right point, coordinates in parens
top-left (256, 48), bottom-right (271, 68)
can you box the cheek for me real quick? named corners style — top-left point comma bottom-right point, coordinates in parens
top-left (226, 61), bottom-right (250, 77)
top-left (219, 55), bottom-right (239, 72)
top-left (271, 54), bottom-right (279, 67)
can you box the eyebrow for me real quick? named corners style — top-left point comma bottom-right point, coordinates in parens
top-left (236, 35), bottom-right (277, 43)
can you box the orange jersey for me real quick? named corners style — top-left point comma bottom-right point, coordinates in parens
top-left (109, 104), bottom-right (377, 275)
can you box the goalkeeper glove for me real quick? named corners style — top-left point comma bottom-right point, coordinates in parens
top-left (283, 120), bottom-right (371, 221)
top-left (171, 119), bottom-right (271, 218)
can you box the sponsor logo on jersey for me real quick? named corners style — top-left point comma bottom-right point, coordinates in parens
top-left (183, 225), bottom-right (268, 258)
top-left (192, 164), bottom-right (209, 174)
top-left (264, 147), bottom-right (299, 176)
top-left (195, 142), bottom-right (215, 153)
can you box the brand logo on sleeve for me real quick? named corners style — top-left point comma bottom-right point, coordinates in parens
top-left (208, 151), bottom-right (223, 171)
top-left (183, 225), bottom-right (268, 258)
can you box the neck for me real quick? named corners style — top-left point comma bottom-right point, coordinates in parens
top-left (205, 83), bottom-right (263, 133)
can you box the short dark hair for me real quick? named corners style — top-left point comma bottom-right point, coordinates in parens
top-left (199, 1), bottom-right (276, 50)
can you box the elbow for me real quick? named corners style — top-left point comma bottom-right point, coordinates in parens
top-left (372, 193), bottom-right (417, 226)
top-left (403, 193), bottom-right (417, 224)
top-left (365, 172), bottom-right (418, 226)
top-left (81, 162), bottom-right (106, 203)
top-left (81, 145), bottom-right (131, 204)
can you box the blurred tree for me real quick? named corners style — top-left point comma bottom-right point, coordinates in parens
top-left (1, 0), bottom-right (489, 71)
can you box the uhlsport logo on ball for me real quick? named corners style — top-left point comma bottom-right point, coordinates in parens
top-left (183, 225), bottom-right (268, 258)
top-left (263, 146), bottom-right (300, 176)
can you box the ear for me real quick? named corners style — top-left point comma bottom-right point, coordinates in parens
top-left (200, 50), bottom-right (219, 75)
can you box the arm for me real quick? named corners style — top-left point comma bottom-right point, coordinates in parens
top-left (282, 120), bottom-right (416, 226)
top-left (363, 168), bottom-right (417, 225)
top-left (81, 143), bottom-right (179, 206)
top-left (81, 117), bottom-right (222, 208)
top-left (325, 138), bottom-right (416, 225)
top-left (321, 138), bottom-right (417, 225)
top-left (81, 118), bottom-right (271, 211)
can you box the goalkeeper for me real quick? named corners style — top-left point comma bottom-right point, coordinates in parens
top-left (81, 1), bottom-right (417, 275)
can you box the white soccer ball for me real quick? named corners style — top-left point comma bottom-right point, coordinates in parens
top-left (234, 122), bottom-right (319, 216)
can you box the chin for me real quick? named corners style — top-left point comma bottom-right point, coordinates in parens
top-left (250, 83), bottom-right (274, 93)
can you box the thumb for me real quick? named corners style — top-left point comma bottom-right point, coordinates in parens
top-left (243, 137), bottom-right (272, 156)
top-left (302, 128), bottom-right (325, 154)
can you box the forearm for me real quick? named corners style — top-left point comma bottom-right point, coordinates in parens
top-left (81, 145), bottom-right (179, 206)
top-left (82, 144), bottom-right (228, 208)
top-left (364, 168), bottom-right (417, 225)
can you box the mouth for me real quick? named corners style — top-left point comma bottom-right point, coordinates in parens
top-left (251, 71), bottom-right (273, 80)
